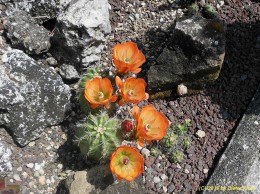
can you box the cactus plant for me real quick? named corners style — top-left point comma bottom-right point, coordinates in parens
top-left (170, 150), bottom-right (184, 163)
top-left (75, 111), bottom-right (123, 162)
top-left (187, 3), bottom-right (199, 16)
top-left (203, 4), bottom-right (218, 19)
top-left (161, 131), bottom-right (178, 148)
top-left (150, 146), bottom-right (162, 157)
top-left (175, 119), bottom-right (191, 135)
top-left (182, 136), bottom-right (192, 149)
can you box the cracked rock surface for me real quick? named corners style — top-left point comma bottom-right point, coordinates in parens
top-left (0, 140), bottom-right (12, 175)
top-left (4, 10), bottom-right (51, 55)
top-left (0, 49), bottom-right (71, 146)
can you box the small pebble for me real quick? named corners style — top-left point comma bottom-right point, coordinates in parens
top-left (141, 148), bottom-right (150, 158)
top-left (9, 179), bottom-right (13, 183)
top-left (184, 169), bottom-right (190, 174)
top-left (160, 174), bottom-right (168, 181)
top-left (26, 163), bottom-right (34, 168)
top-left (176, 163), bottom-right (182, 169)
top-left (28, 141), bottom-right (35, 147)
top-left (22, 172), bottom-right (28, 179)
top-left (203, 169), bottom-right (209, 174)
top-left (153, 176), bottom-right (161, 183)
top-left (17, 166), bottom-right (23, 171)
top-left (13, 174), bottom-right (21, 181)
top-left (29, 181), bottom-right (34, 188)
top-left (163, 186), bottom-right (167, 193)
top-left (34, 171), bottom-right (40, 177)
top-left (46, 179), bottom-right (51, 184)
top-left (254, 121), bottom-right (259, 125)
top-left (57, 164), bottom-right (63, 169)
top-left (34, 163), bottom-right (42, 171)
top-left (39, 176), bottom-right (46, 185)
top-left (196, 130), bottom-right (206, 138)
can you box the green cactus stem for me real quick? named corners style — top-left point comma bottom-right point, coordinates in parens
top-left (75, 111), bottom-right (123, 162)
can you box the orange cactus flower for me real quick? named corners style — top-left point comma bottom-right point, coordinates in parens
top-left (132, 105), bottom-right (170, 147)
top-left (115, 76), bottom-right (149, 106)
top-left (113, 42), bottom-right (146, 74)
top-left (84, 77), bottom-right (118, 109)
top-left (110, 145), bottom-right (144, 181)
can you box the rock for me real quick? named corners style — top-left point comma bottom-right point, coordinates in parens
top-left (51, 0), bottom-right (111, 68)
top-left (196, 130), bottom-right (206, 138)
top-left (0, 49), bottom-right (71, 146)
top-left (177, 84), bottom-right (188, 96)
top-left (13, 174), bottom-right (21, 181)
top-left (64, 171), bottom-right (95, 194)
top-left (203, 85), bottom-right (260, 194)
top-left (26, 163), bottom-right (34, 169)
top-left (141, 148), bottom-right (150, 158)
top-left (203, 169), bottom-right (209, 174)
top-left (46, 57), bottom-right (58, 67)
top-left (39, 176), bottom-right (46, 185)
top-left (153, 176), bottom-right (161, 183)
top-left (63, 164), bottom-right (114, 194)
top-left (2, 0), bottom-right (58, 21)
top-left (147, 16), bottom-right (225, 95)
top-left (0, 141), bottom-right (12, 175)
top-left (98, 177), bottom-right (145, 194)
top-left (59, 64), bottom-right (80, 81)
top-left (4, 11), bottom-right (51, 55)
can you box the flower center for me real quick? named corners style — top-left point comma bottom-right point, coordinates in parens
top-left (128, 90), bottom-right (134, 96)
top-left (98, 92), bottom-right (104, 99)
top-left (124, 58), bottom-right (131, 64)
top-left (145, 124), bottom-right (151, 132)
top-left (122, 157), bottom-right (130, 165)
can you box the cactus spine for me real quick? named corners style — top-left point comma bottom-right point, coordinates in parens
top-left (75, 111), bottom-right (123, 162)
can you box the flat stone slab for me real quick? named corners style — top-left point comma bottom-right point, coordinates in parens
top-left (202, 85), bottom-right (260, 194)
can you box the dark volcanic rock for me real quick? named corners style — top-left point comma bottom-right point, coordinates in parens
top-left (0, 49), bottom-right (71, 146)
top-left (147, 16), bottom-right (225, 94)
top-left (4, 11), bottom-right (51, 54)
top-left (0, 140), bottom-right (12, 175)
top-left (98, 177), bottom-right (145, 194)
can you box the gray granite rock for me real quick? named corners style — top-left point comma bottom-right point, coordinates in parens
top-left (0, 140), bottom-right (12, 175)
top-left (2, 0), bottom-right (58, 21)
top-left (51, 0), bottom-right (111, 68)
top-left (0, 49), bottom-right (71, 146)
top-left (4, 10), bottom-right (51, 54)
top-left (203, 85), bottom-right (260, 194)
top-left (147, 16), bottom-right (225, 94)
top-left (60, 64), bottom-right (80, 81)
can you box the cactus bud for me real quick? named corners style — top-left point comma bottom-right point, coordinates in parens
top-left (121, 120), bottom-right (133, 133)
